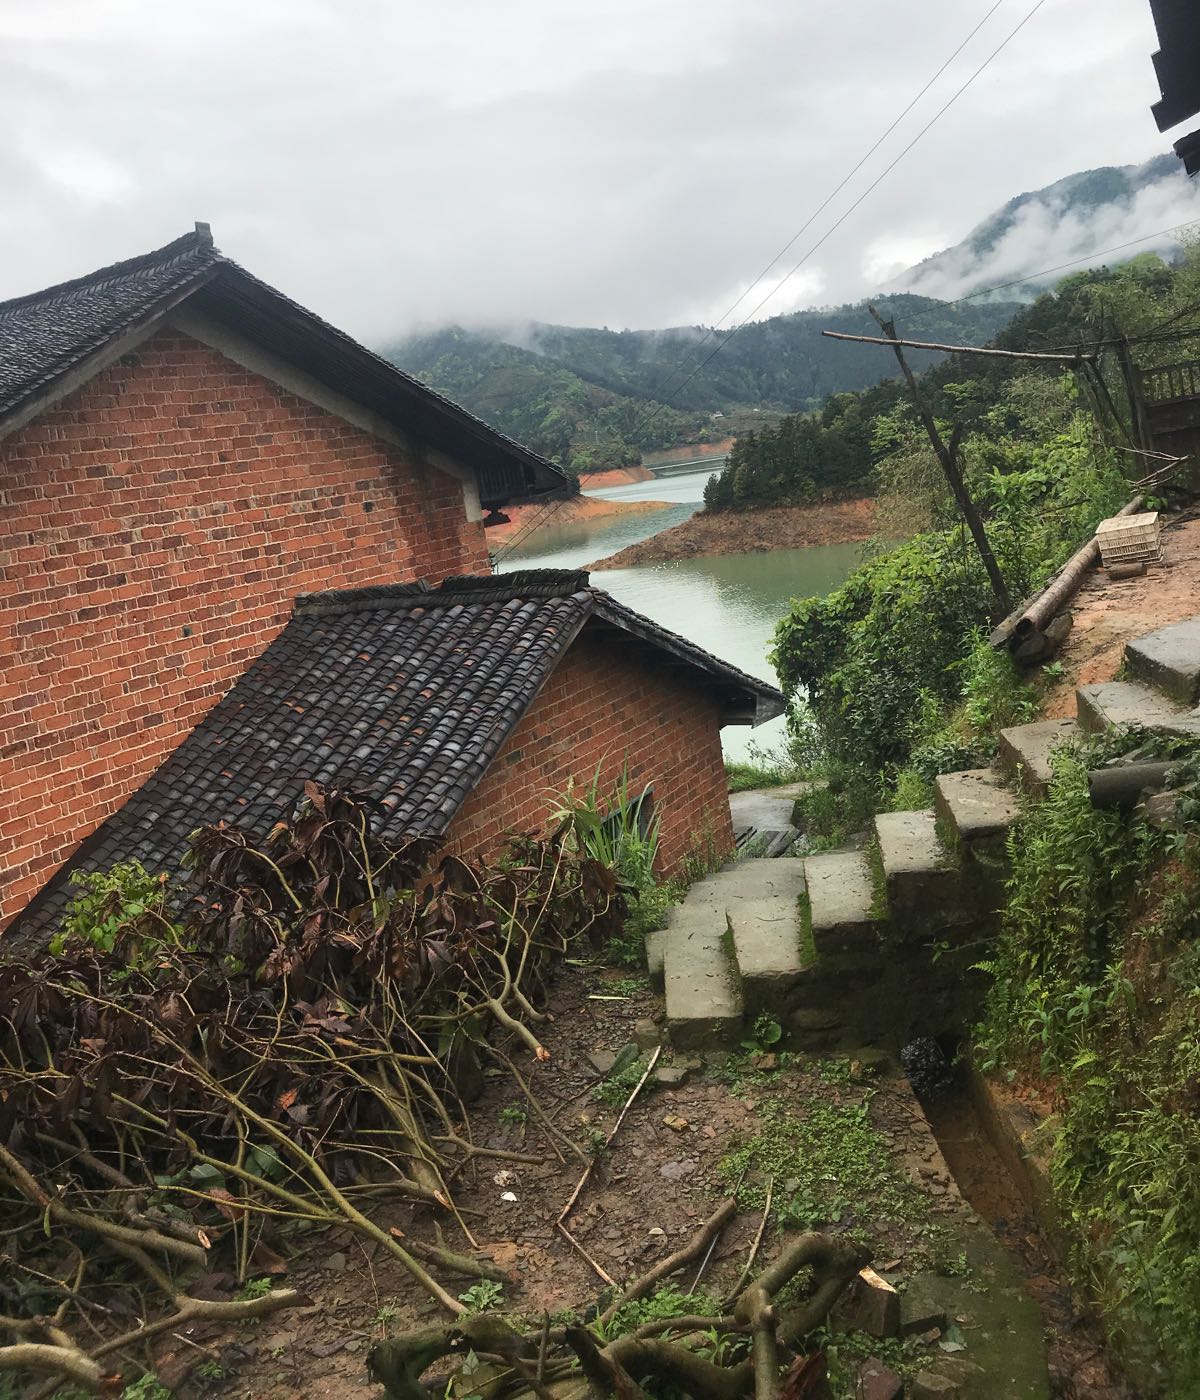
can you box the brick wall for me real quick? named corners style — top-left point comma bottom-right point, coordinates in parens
top-left (448, 629), bottom-right (735, 876)
top-left (0, 328), bottom-right (490, 925)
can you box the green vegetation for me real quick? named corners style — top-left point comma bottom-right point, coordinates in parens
top-left (597, 1283), bottom-right (721, 1341)
top-left (719, 1095), bottom-right (923, 1230)
top-left (768, 247), bottom-right (1200, 837)
top-left (458, 1280), bottom-right (507, 1315)
top-left (974, 735), bottom-right (1200, 1392)
top-left (385, 295), bottom-right (1016, 475)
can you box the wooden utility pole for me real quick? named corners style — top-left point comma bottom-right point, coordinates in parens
top-left (867, 306), bottom-right (1012, 614)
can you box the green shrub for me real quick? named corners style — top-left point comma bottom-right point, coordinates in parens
top-left (974, 737), bottom-right (1200, 1391)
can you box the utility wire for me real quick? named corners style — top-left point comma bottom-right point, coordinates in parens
top-left (649, 0), bottom-right (1051, 420)
top-left (641, 0), bottom-right (1008, 409)
top-left (494, 0), bottom-right (1040, 564)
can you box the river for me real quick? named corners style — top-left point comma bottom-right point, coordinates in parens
top-left (495, 468), bottom-right (866, 762)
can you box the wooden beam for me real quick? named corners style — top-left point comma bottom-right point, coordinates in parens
top-left (867, 307), bottom-right (1011, 615)
top-left (820, 329), bottom-right (1092, 363)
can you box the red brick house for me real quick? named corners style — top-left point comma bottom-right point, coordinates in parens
top-left (1, 228), bottom-right (782, 936)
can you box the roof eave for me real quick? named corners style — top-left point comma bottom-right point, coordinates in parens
top-left (192, 267), bottom-right (568, 509)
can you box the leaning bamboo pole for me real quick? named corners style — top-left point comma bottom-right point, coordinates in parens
top-left (990, 494), bottom-right (1145, 651)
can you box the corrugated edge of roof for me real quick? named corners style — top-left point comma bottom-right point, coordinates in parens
top-left (0, 228), bottom-right (221, 419)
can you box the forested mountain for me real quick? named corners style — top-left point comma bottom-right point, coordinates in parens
top-left (893, 156), bottom-right (1199, 302)
top-left (383, 295), bottom-right (1017, 474)
top-left (706, 251), bottom-right (1197, 513)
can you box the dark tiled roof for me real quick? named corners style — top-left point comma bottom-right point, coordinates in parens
top-left (0, 228), bottom-right (219, 420)
top-left (0, 226), bottom-right (565, 505)
top-left (14, 571), bottom-right (783, 935)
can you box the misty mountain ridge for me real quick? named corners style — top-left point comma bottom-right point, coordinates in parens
top-left (891, 155), bottom-right (1200, 302)
top-left (383, 294), bottom-right (1018, 474)
top-left (383, 158), bottom-right (1200, 473)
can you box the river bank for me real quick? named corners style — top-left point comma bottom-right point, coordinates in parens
top-left (485, 468), bottom-right (667, 548)
top-left (590, 496), bottom-right (877, 568)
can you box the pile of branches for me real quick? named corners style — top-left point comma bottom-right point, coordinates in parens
top-left (0, 786), bottom-right (623, 1393)
top-left (369, 1204), bottom-right (869, 1400)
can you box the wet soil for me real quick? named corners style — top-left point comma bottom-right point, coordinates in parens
top-left (915, 1070), bottom-right (1132, 1399)
top-left (1043, 513), bottom-right (1200, 719)
top-left (149, 962), bottom-right (1072, 1400)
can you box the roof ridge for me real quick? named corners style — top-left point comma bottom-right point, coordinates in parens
top-left (0, 224), bottom-right (220, 317)
top-left (294, 569), bottom-right (592, 618)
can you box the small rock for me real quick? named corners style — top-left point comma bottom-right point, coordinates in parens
top-left (323, 1251), bottom-right (347, 1275)
top-left (789, 1007), bottom-right (842, 1032)
top-left (702, 1124), bottom-right (717, 1139)
top-left (852, 1048), bottom-right (892, 1078)
top-left (648, 1227), bottom-right (665, 1237)
top-left (662, 1114), bottom-right (689, 1132)
top-left (753, 1052), bottom-right (778, 1070)
top-left (633, 1018), bottom-right (662, 1051)
top-left (587, 1049), bottom-right (618, 1076)
top-left (910, 1372), bottom-right (959, 1399)
top-left (857, 1358), bottom-right (902, 1400)
top-left (660, 1159), bottom-right (696, 1180)
top-left (832, 1266), bottom-right (900, 1339)
top-left (654, 1065), bottom-right (690, 1087)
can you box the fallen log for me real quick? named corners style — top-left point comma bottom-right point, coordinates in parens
top-left (990, 495), bottom-right (1145, 652)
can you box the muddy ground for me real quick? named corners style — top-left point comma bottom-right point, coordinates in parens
top-left (1043, 512), bottom-right (1200, 718)
top-left (142, 961), bottom-right (1127, 1400)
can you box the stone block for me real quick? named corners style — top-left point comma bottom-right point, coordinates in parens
top-left (1125, 615), bottom-right (1200, 705)
top-left (832, 1266), bottom-right (900, 1338)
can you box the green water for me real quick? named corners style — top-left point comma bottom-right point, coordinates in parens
top-left (496, 470), bottom-right (866, 761)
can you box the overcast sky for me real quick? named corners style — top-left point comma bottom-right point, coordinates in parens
top-left (0, 0), bottom-right (1193, 343)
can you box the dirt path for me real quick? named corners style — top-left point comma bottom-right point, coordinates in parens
top-left (1043, 513), bottom-right (1200, 718)
top-left (157, 961), bottom-right (1103, 1400)
top-left (590, 498), bottom-right (876, 569)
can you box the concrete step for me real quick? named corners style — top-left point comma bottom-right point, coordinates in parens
top-left (934, 768), bottom-right (1021, 848)
top-left (1124, 615), bottom-right (1200, 705)
top-left (708, 858), bottom-right (809, 1013)
top-left (804, 850), bottom-right (883, 959)
top-left (661, 879), bottom-right (744, 1050)
top-left (1076, 680), bottom-right (1200, 738)
top-left (873, 809), bottom-right (958, 916)
top-left (997, 718), bottom-right (1079, 796)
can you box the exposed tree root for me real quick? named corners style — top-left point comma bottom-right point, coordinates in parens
top-left (369, 1230), bottom-right (869, 1400)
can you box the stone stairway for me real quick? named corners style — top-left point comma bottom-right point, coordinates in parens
top-left (653, 614), bottom-right (1200, 1049)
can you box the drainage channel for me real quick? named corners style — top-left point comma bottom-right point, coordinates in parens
top-left (901, 1039), bottom-right (1132, 1400)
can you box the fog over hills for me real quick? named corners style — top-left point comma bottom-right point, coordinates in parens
top-left (888, 156), bottom-right (1200, 303)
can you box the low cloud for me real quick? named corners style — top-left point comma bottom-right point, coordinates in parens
top-left (887, 167), bottom-right (1200, 303)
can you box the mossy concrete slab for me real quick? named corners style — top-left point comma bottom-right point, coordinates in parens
top-left (997, 719), bottom-right (1078, 796)
top-left (718, 858), bottom-right (810, 1006)
top-left (1076, 680), bottom-right (1200, 737)
top-left (873, 809), bottom-right (958, 914)
top-left (934, 769), bottom-right (1021, 845)
top-left (674, 858), bottom-right (808, 1015)
top-left (661, 878), bottom-right (744, 1050)
top-left (1125, 614), bottom-right (1200, 705)
top-left (804, 850), bottom-right (883, 957)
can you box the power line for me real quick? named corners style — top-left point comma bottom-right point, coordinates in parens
top-left (651, 0), bottom-right (1051, 418)
top-left (497, 1), bottom-right (1047, 564)
top-left (641, 0), bottom-right (1008, 410)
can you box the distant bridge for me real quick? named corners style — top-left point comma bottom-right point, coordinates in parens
top-left (645, 454), bottom-right (729, 477)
